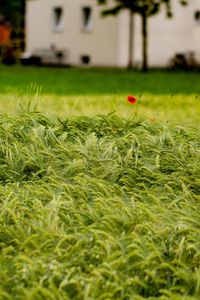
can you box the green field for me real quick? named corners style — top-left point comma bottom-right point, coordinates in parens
top-left (0, 66), bottom-right (200, 299)
top-left (0, 66), bottom-right (200, 125)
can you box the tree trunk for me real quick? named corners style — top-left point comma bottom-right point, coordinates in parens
top-left (128, 11), bottom-right (134, 70)
top-left (142, 12), bottom-right (148, 72)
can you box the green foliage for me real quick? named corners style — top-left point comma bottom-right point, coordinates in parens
top-left (0, 104), bottom-right (200, 299)
top-left (97, 0), bottom-right (188, 16)
top-left (0, 0), bottom-right (25, 30)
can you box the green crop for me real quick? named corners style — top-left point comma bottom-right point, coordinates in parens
top-left (0, 104), bottom-right (200, 299)
top-left (0, 66), bottom-right (199, 298)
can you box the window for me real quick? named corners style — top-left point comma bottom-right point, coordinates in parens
top-left (53, 7), bottom-right (64, 32)
top-left (194, 11), bottom-right (200, 22)
top-left (82, 7), bottom-right (93, 32)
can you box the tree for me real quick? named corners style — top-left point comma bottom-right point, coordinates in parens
top-left (97, 0), bottom-right (188, 71)
top-left (0, 0), bottom-right (25, 31)
top-left (0, 0), bottom-right (26, 63)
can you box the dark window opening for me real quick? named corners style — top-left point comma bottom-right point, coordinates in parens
top-left (82, 7), bottom-right (92, 31)
top-left (194, 11), bottom-right (200, 21)
top-left (53, 7), bottom-right (64, 31)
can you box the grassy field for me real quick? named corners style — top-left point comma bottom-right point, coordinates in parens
top-left (0, 66), bottom-right (200, 299)
top-left (0, 65), bottom-right (200, 125)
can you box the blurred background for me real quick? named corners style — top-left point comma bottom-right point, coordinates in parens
top-left (0, 0), bottom-right (25, 65)
top-left (0, 0), bottom-right (200, 70)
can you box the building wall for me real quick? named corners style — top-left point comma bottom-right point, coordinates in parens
top-left (134, 0), bottom-right (200, 67)
top-left (193, 0), bottom-right (200, 62)
top-left (26, 0), bottom-right (119, 66)
top-left (26, 0), bottom-right (200, 67)
top-left (117, 10), bottom-right (130, 67)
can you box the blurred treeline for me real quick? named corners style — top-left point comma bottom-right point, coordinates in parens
top-left (0, 0), bottom-right (25, 64)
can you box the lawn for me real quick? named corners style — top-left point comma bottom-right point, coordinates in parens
top-left (0, 65), bottom-right (200, 125)
top-left (0, 66), bottom-right (200, 299)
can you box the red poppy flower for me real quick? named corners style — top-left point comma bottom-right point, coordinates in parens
top-left (127, 95), bottom-right (137, 104)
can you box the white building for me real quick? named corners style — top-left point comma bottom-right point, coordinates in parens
top-left (26, 0), bottom-right (200, 67)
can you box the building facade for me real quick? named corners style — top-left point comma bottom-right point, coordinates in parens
top-left (26, 0), bottom-right (200, 67)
